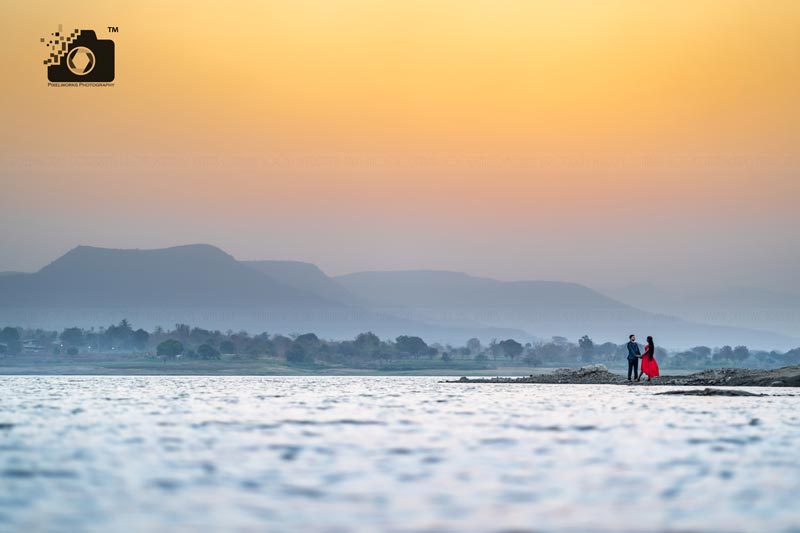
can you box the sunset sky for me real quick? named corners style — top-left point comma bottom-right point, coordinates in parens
top-left (1, 0), bottom-right (798, 291)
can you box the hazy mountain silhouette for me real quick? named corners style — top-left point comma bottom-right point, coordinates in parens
top-left (610, 282), bottom-right (800, 309)
top-left (0, 245), bottom-right (528, 343)
top-left (244, 260), bottom-right (359, 306)
top-left (0, 244), bottom-right (334, 308)
top-left (607, 283), bottom-right (800, 338)
top-left (337, 271), bottom-right (799, 350)
top-left (337, 270), bottom-right (638, 311)
top-left (0, 245), bottom-right (796, 348)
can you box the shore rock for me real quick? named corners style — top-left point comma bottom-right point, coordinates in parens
top-left (655, 388), bottom-right (766, 397)
top-left (447, 365), bottom-right (800, 387)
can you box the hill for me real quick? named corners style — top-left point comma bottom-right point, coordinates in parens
top-left (0, 244), bottom-right (332, 308)
top-left (0, 246), bottom-right (795, 349)
top-left (606, 283), bottom-right (800, 338)
top-left (0, 245), bottom-right (527, 343)
top-left (244, 260), bottom-right (358, 305)
top-left (337, 270), bottom-right (799, 350)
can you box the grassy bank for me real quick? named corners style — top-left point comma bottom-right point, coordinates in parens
top-left (0, 356), bottom-right (704, 377)
top-left (0, 355), bottom-right (507, 376)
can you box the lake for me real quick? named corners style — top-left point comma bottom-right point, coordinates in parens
top-left (1, 376), bottom-right (799, 532)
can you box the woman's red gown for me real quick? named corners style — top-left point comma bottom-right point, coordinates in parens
top-left (641, 346), bottom-right (660, 377)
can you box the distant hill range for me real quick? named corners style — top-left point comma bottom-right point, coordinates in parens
top-left (335, 271), bottom-right (798, 349)
top-left (244, 260), bottom-right (360, 306)
top-left (0, 245), bottom-right (525, 343)
top-left (606, 283), bottom-right (800, 340)
top-left (0, 244), bottom-right (796, 349)
top-left (2, 245), bottom-right (331, 308)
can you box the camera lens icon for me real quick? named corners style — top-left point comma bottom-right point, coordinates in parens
top-left (45, 29), bottom-right (114, 82)
top-left (66, 46), bottom-right (95, 76)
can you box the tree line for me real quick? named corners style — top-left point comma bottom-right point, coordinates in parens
top-left (1, 322), bottom-right (798, 370)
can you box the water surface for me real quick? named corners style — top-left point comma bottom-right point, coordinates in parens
top-left (1, 376), bottom-right (798, 532)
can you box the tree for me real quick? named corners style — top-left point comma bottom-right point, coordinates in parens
top-left (395, 335), bottom-right (428, 357)
top-left (354, 332), bottom-right (380, 357)
top-left (7, 340), bottom-right (22, 355)
top-left (66, 346), bottom-right (79, 356)
top-left (0, 327), bottom-right (20, 345)
top-left (272, 335), bottom-right (293, 357)
top-left (131, 329), bottom-right (150, 350)
top-left (336, 340), bottom-right (358, 359)
top-left (156, 339), bottom-right (183, 358)
top-left (523, 352), bottom-right (543, 367)
top-left (733, 345), bottom-right (750, 362)
top-left (713, 345), bottom-right (733, 362)
top-left (295, 333), bottom-right (320, 348)
top-left (219, 340), bottom-right (236, 354)
top-left (293, 333), bottom-right (320, 362)
top-left (466, 338), bottom-right (482, 355)
top-left (782, 347), bottom-right (800, 365)
top-left (60, 327), bottom-right (84, 347)
top-left (83, 332), bottom-right (100, 352)
top-left (286, 343), bottom-right (308, 364)
top-left (578, 335), bottom-right (595, 362)
top-left (105, 320), bottom-right (133, 348)
top-left (196, 344), bottom-right (220, 359)
top-left (497, 339), bottom-right (523, 360)
top-left (691, 346), bottom-right (712, 359)
top-left (0, 327), bottom-right (22, 355)
top-left (488, 340), bottom-right (500, 360)
top-left (173, 323), bottom-right (191, 340)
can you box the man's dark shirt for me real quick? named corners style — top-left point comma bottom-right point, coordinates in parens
top-left (627, 341), bottom-right (641, 360)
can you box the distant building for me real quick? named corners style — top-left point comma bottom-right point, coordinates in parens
top-left (22, 340), bottom-right (48, 354)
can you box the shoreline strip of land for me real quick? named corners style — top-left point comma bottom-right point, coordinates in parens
top-left (444, 364), bottom-right (800, 387)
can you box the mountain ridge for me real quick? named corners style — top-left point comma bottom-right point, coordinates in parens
top-left (0, 244), bottom-right (796, 349)
top-left (0, 245), bottom-right (530, 343)
top-left (0, 244), bottom-right (338, 308)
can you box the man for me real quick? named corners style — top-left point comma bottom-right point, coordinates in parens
top-left (627, 334), bottom-right (641, 381)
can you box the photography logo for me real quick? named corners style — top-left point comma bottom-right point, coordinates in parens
top-left (42, 25), bottom-right (115, 83)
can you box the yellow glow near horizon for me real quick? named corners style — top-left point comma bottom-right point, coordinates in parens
top-left (0, 1), bottom-right (798, 284)
top-left (3, 0), bottom-right (799, 150)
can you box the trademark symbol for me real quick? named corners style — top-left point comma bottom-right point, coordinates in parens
top-left (108, 26), bottom-right (119, 33)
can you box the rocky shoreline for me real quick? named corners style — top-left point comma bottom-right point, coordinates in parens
top-left (445, 364), bottom-right (800, 387)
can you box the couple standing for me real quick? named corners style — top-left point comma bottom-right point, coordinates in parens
top-left (627, 334), bottom-right (659, 381)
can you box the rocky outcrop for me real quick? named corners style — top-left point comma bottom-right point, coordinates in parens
top-left (655, 388), bottom-right (766, 397)
top-left (446, 365), bottom-right (800, 387)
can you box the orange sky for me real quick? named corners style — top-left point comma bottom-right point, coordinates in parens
top-left (0, 0), bottom-right (798, 290)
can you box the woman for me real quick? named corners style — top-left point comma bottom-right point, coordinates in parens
top-left (640, 335), bottom-right (660, 381)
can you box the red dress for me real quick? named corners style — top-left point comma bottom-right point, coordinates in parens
top-left (641, 345), bottom-right (660, 377)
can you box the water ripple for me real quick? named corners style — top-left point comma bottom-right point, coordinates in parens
top-left (0, 376), bottom-right (798, 532)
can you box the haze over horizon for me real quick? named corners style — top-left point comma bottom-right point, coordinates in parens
top-left (2, 241), bottom-right (798, 296)
top-left (1, 1), bottom-right (799, 294)
top-left (4, 4), bottom-right (800, 532)
top-left (1, 242), bottom-right (797, 349)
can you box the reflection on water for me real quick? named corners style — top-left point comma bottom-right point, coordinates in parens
top-left (1, 376), bottom-right (799, 532)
